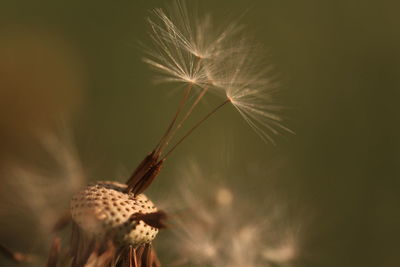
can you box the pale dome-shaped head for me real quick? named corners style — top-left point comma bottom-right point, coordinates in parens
top-left (70, 181), bottom-right (159, 246)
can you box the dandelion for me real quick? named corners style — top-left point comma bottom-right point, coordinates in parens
top-left (0, 1), bottom-right (295, 266)
top-left (0, 131), bottom-right (167, 266)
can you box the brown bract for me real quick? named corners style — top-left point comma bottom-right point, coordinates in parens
top-left (126, 150), bottom-right (164, 196)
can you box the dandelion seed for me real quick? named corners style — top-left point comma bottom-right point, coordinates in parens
top-left (144, 0), bottom-right (292, 145)
top-left (144, 4), bottom-right (208, 87)
top-left (144, 0), bottom-right (242, 87)
top-left (207, 41), bottom-right (294, 144)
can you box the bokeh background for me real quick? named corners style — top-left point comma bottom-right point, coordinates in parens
top-left (0, 0), bottom-right (399, 267)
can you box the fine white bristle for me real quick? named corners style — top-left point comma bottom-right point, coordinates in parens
top-left (162, 163), bottom-right (298, 267)
top-left (144, 0), bottom-right (292, 144)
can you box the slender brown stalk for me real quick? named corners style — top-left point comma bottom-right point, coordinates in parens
top-left (46, 238), bottom-right (61, 267)
top-left (126, 85), bottom-right (193, 194)
top-left (163, 87), bottom-right (208, 149)
top-left (155, 84), bottom-right (193, 155)
top-left (70, 222), bottom-right (96, 267)
top-left (130, 246), bottom-right (135, 267)
top-left (159, 99), bottom-right (231, 162)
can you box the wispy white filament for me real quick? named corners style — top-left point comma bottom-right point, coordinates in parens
top-left (0, 131), bottom-right (85, 242)
top-left (144, 0), bottom-right (292, 144)
top-left (163, 163), bottom-right (298, 267)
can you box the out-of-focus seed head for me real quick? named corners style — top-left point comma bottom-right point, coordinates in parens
top-left (161, 163), bottom-right (299, 267)
top-left (70, 181), bottom-right (159, 246)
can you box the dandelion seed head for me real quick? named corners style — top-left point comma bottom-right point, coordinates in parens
top-left (71, 181), bottom-right (159, 246)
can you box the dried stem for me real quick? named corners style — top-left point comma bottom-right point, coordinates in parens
top-left (155, 84), bottom-right (193, 156)
top-left (160, 98), bottom-right (231, 162)
top-left (46, 237), bottom-right (61, 267)
top-left (163, 87), bottom-right (208, 150)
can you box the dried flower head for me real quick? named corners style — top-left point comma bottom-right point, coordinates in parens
top-left (70, 181), bottom-right (160, 244)
top-left (68, 181), bottom-right (165, 267)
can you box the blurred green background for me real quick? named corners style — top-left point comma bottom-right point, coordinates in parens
top-left (0, 0), bottom-right (399, 267)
